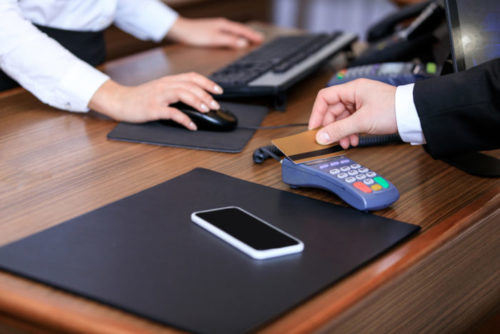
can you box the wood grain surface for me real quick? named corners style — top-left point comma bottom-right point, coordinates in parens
top-left (0, 24), bottom-right (498, 334)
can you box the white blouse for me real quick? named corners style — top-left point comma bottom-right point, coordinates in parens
top-left (0, 0), bottom-right (178, 112)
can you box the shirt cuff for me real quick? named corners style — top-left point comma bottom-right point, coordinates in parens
top-left (115, 1), bottom-right (179, 42)
top-left (57, 61), bottom-right (110, 112)
top-left (148, 3), bottom-right (179, 42)
top-left (395, 83), bottom-right (426, 145)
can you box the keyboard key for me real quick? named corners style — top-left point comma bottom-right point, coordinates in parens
top-left (353, 182), bottom-right (372, 193)
top-left (329, 168), bottom-right (340, 175)
top-left (345, 177), bottom-right (356, 183)
top-left (363, 178), bottom-right (375, 185)
top-left (374, 176), bottom-right (390, 188)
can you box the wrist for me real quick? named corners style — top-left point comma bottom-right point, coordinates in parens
top-left (166, 16), bottom-right (190, 43)
top-left (88, 79), bottom-right (128, 120)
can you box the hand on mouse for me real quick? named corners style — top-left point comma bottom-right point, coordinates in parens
top-left (308, 79), bottom-right (398, 149)
top-left (167, 17), bottom-right (264, 49)
top-left (88, 72), bottom-right (223, 130)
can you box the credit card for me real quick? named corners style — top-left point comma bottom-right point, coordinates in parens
top-left (272, 130), bottom-right (345, 164)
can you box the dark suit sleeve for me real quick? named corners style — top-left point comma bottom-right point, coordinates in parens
top-left (413, 58), bottom-right (500, 158)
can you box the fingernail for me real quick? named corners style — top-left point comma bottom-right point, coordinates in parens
top-left (214, 85), bottom-right (223, 94)
top-left (211, 100), bottom-right (220, 109)
top-left (318, 132), bottom-right (331, 144)
top-left (200, 103), bottom-right (209, 112)
top-left (188, 122), bottom-right (197, 131)
top-left (236, 38), bottom-right (249, 48)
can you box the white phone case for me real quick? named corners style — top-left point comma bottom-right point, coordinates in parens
top-left (191, 206), bottom-right (304, 260)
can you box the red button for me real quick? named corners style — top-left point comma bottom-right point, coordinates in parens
top-left (353, 182), bottom-right (372, 193)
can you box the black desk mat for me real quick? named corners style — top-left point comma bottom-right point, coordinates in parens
top-left (0, 169), bottom-right (420, 333)
top-left (107, 102), bottom-right (268, 153)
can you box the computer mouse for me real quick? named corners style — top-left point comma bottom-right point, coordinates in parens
top-left (168, 103), bottom-right (238, 131)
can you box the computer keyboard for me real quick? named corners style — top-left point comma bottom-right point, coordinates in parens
top-left (210, 31), bottom-right (357, 98)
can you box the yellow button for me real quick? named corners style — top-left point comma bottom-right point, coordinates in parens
top-left (371, 184), bottom-right (382, 191)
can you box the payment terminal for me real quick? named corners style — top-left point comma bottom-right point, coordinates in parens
top-left (328, 62), bottom-right (437, 86)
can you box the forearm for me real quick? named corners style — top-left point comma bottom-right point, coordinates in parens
top-left (414, 59), bottom-right (500, 157)
top-left (0, 1), bottom-right (109, 111)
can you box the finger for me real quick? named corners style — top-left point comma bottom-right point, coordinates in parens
top-left (315, 111), bottom-right (363, 145)
top-left (349, 134), bottom-right (359, 147)
top-left (321, 104), bottom-right (347, 127)
top-left (171, 88), bottom-right (211, 113)
top-left (323, 111), bottom-right (336, 128)
top-left (309, 88), bottom-right (344, 129)
top-left (164, 107), bottom-right (197, 131)
top-left (326, 109), bottom-right (352, 126)
top-left (339, 138), bottom-right (350, 149)
top-left (218, 19), bottom-right (264, 43)
top-left (175, 81), bottom-right (220, 110)
top-left (309, 88), bottom-right (333, 129)
top-left (210, 32), bottom-right (250, 49)
top-left (170, 72), bottom-right (223, 95)
top-left (309, 82), bottom-right (358, 129)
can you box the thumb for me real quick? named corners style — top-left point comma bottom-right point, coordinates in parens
top-left (316, 113), bottom-right (361, 145)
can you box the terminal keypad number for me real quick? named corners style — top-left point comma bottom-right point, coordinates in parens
top-left (315, 157), bottom-right (390, 193)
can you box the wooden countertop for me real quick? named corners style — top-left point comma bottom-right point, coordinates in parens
top-left (0, 24), bottom-right (498, 334)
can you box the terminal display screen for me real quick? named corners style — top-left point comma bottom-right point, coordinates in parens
top-left (445, 0), bottom-right (500, 71)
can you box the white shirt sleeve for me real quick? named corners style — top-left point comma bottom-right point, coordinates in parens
top-left (0, 1), bottom-right (109, 112)
top-left (114, 0), bottom-right (179, 42)
top-left (395, 83), bottom-right (427, 145)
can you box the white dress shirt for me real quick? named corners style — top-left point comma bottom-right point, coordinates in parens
top-left (0, 0), bottom-right (178, 112)
top-left (395, 83), bottom-right (426, 145)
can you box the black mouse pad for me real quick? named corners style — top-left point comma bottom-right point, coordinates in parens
top-left (107, 102), bottom-right (268, 153)
top-left (0, 169), bottom-right (420, 334)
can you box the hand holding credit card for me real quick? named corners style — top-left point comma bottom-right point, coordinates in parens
top-left (272, 130), bottom-right (400, 211)
top-left (272, 129), bottom-right (345, 164)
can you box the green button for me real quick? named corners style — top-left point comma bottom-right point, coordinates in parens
top-left (337, 73), bottom-right (344, 79)
top-left (426, 62), bottom-right (437, 74)
top-left (374, 176), bottom-right (389, 188)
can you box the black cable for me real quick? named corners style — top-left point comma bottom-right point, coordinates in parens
top-left (357, 133), bottom-right (403, 147)
top-left (253, 145), bottom-right (285, 164)
top-left (252, 133), bottom-right (404, 164)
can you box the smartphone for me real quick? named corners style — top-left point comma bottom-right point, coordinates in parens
top-left (191, 206), bottom-right (304, 260)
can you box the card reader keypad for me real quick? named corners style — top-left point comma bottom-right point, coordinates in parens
top-left (308, 156), bottom-right (390, 194)
top-left (282, 155), bottom-right (399, 211)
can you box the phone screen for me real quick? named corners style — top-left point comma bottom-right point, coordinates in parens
top-left (195, 207), bottom-right (299, 250)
